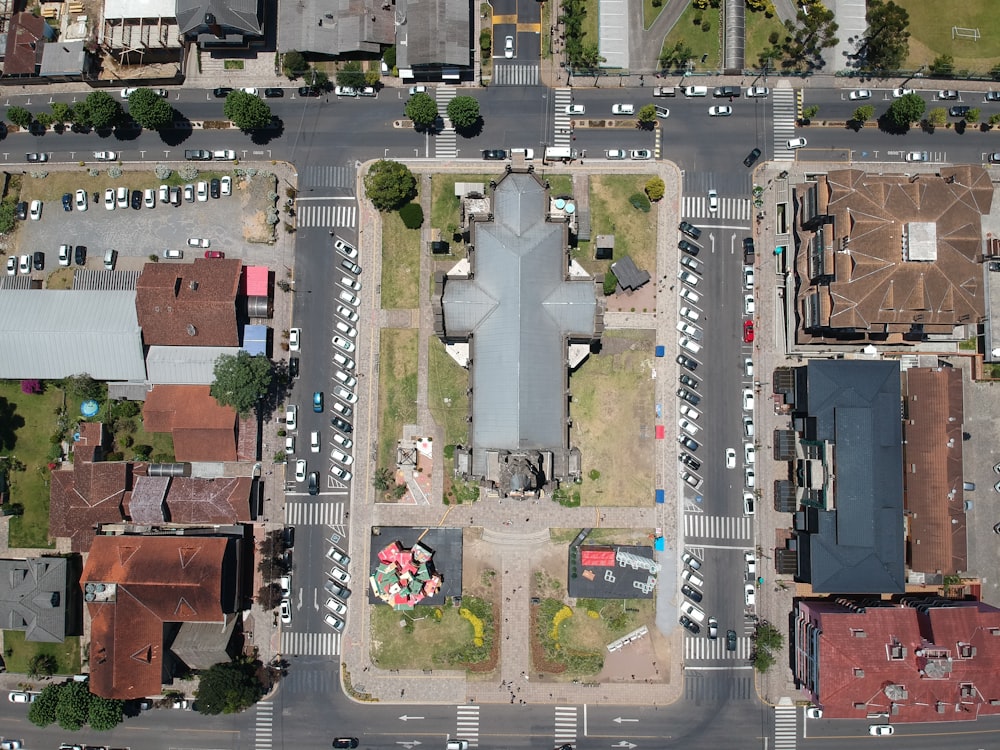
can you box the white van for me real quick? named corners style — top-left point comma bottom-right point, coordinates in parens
top-left (104, 249), bottom-right (117, 269)
top-left (679, 337), bottom-right (702, 356)
top-left (683, 85), bottom-right (709, 97)
top-left (510, 148), bottom-right (534, 160)
top-left (680, 601), bottom-right (706, 623)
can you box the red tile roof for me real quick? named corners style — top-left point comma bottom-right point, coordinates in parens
top-left (135, 258), bottom-right (242, 347)
top-left (143, 385), bottom-right (237, 462)
top-left (126, 476), bottom-right (252, 524)
top-left (82, 535), bottom-right (230, 699)
top-left (4, 13), bottom-right (46, 76)
top-left (795, 599), bottom-right (1000, 722)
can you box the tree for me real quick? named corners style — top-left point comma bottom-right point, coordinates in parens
top-left (926, 107), bottom-right (947, 127)
top-left (210, 351), bottom-right (274, 416)
top-left (7, 106), bottom-right (32, 129)
top-left (55, 679), bottom-right (92, 730)
top-left (28, 683), bottom-right (62, 727)
top-left (801, 105), bottom-right (819, 121)
top-left (365, 69), bottom-right (381, 87)
top-left (336, 61), bottom-right (366, 89)
top-left (364, 160), bottom-right (417, 212)
top-left (50, 102), bottom-right (73, 126)
top-left (885, 92), bottom-right (925, 129)
top-left (852, 104), bottom-right (875, 124)
top-left (282, 50), bottom-right (307, 78)
top-left (127, 88), bottom-right (173, 130)
top-left (195, 660), bottom-right (265, 715)
top-left (659, 40), bottom-right (693, 70)
top-left (753, 647), bottom-right (777, 672)
top-left (637, 104), bottom-right (657, 127)
top-left (62, 373), bottom-right (104, 401)
top-left (83, 91), bottom-right (122, 129)
top-left (223, 91), bottom-right (273, 132)
top-left (988, 113), bottom-right (1000, 128)
top-left (446, 96), bottom-right (480, 130)
top-left (28, 652), bottom-right (57, 678)
top-left (257, 583), bottom-right (283, 609)
top-left (645, 176), bottom-right (665, 202)
top-left (861, 0), bottom-right (909, 73)
top-left (965, 107), bottom-right (981, 125)
top-left (755, 622), bottom-right (785, 651)
top-left (372, 466), bottom-right (394, 491)
top-left (404, 92), bottom-right (438, 130)
top-left (780, 7), bottom-right (838, 70)
top-left (928, 53), bottom-right (953, 77)
top-left (88, 696), bottom-right (124, 731)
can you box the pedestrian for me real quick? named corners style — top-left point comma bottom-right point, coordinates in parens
top-left (400, 689), bottom-right (405, 698)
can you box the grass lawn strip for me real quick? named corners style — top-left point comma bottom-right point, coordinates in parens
top-left (896, 0), bottom-right (1000, 72)
top-left (426, 338), bottom-right (469, 447)
top-left (660, 2), bottom-right (721, 71)
top-left (369, 597), bottom-right (493, 670)
top-left (569, 330), bottom-right (656, 507)
top-left (643, 0), bottom-right (665, 29)
top-left (578, 175), bottom-right (657, 279)
top-left (744, 9), bottom-right (787, 69)
top-left (3, 629), bottom-right (81, 675)
top-left (380, 211), bottom-right (420, 310)
top-left (376, 329), bottom-right (419, 472)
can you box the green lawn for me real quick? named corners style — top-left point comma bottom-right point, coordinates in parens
top-left (376, 329), bottom-right (419, 473)
top-left (660, 2), bottom-right (721, 71)
top-left (429, 173), bottom-right (493, 246)
top-left (427, 339), bottom-right (469, 448)
top-left (575, 175), bottom-right (658, 278)
top-left (3, 630), bottom-right (81, 675)
top-left (545, 174), bottom-right (574, 197)
top-left (643, 0), bottom-right (667, 29)
top-left (380, 211), bottom-right (421, 310)
top-left (581, 0), bottom-right (600, 62)
top-left (369, 597), bottom-right (494, 670)
top-left (896, 0), bottom-right (1000, 73)
top-left (745, 9), bottom-right (787, 70)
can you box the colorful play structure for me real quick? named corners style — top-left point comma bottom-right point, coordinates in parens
top-left (369, 540), bottom-right (443, 610)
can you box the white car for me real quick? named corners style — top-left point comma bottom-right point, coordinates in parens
top-left (565, 104), bottom-right (585, 115)
top-left (745, 550), bottom-right (756, 578)
top-left (744, 294), bottom-right (755, 315)
top-left (743, 491), bottom-right (755, 516)
top-left (289, 327), bottom-right (301, 351)
top-left (329, 566), bottom-right (351, 584)
top-left (294, 459), bottom-right (307, 482)
top-left (310, 430), bottom-right (320, 453)
top-left (285, 435), bottom-right (295, 453)
top-left (678, 404), bottom-right (700, 421)
top-left (28, 200), bottom-right (42, 220)
top-left (744, 357), bottom-right (753, 378)
top-left (159, 184), bottom-right (170, 202)
top-left (332, 448), bottom-right (354, 466)
top-left (187, 238), bottom-right (210, 248)
top-left (680, 306), bottom-right (700, 323)
top-left (241, 87), bottom-right (259, 95)
top-left (334, 385), bottom-right (358, 404)
top-left (120, 87), bottom-right (138, 98)
top-left (104, 188), bottom-right (116, 210)
top-left (868, 725), bottom-right (894, 736)
top-left (679, 287), bottom-right (700, 305)
top-left (679, 418), bottom-right (699, 436)
top-left (892, 87), bottom-right (914, 98)
top-left (6, 256), bottom-right (15, 275)
top-left (332, 432), bottom-right (353, 450)
top-left (725, 448), bottom-right (736, 469)
top-left (184, 184), bottom-right (195, 202)
top-left (8, 691), bottom-right (31, 703)
top-left (220, 176), bottom-right (232, 196)
top-left (606, 149), bottom-right (628, 160)
top-left (335, 86), bottom-right (358, 97)
top-left (285, 404), bottom-right (297, 431)
top-left (676, 321), bottom-right (700, 339)
top-left (58, 245), bottom-right (71, 266)
top-left (333, 351), bottom-right (355, 371)
top-left (744, 443), bottom-right (755, 464)
top-left (707, 189), bottom-right (718, 212)
top-left (681, 568), bottom-right (704, 588)
top-left (743, 416), bottom-right (755, 438)
top-left (19, 254), bottom-right (31, 274)
top-left (742, 388), bottom-right (754, 411)
top-left (279, 599), bottom-right (292, 624)
top-left (680, 601), bottom-right (706, 623)
top-left (75, 189), bottom-right (88, 211)
top-left (335, 320), bottom-right (358, 339)
top-left (678, 270), bottom-right (699, 287)
top-left (144, 188), bottom-right (156, 208)
top-left (197, 181), bottom-right (208, 202)
top-left (337, 304), bottom-right (359, 323)
top-left (93, 150), bottom-right (118, 161)
top-left (332, 401), bottom-right (353, 419)
top-left (708, 105), bottom-right (733, 116)
top-left (279, 575), bottom-right (291, 597)
top-left (325, 597), bottom-right (348, 616)
top-left (335, 238), bottom-right (358, 259)
top-left (339, 275), bottom-right (361, 292)
top-left (326, 546), bottom-right (351, 566)
top-left (213, 149), bottom-right (236, 160)
top-left (333, 336), bottom-right (355, 353)
top-left (331, 465), bottom-right (352, 483)
top-left (408, 85), bottom-right (427, 95)
top-left (116, 186), bottom-right (129, 209)
top-left (504, 35), bottom-right (514, 58)
top-left (746, 86), bottom-right (769, 98)
top-left (335, 370), bottom-right (358, 388)
top-left (848, 89), bottom-right (872, 100)
top-left (744, 583), bottom-right (756, 607)
top-left (611, 103), bottom-right (635, 115)
top-left (630, 149), bottom-right (652, 160)
top-left (324, 613), bottom-right (346, 632)
top-left (745, 466), bottom-right (755, 489)
top-left (744, 267), bottom-right (755, 289)
top-left (905, 151), bottom-right (928, 162)
top-left (786, 137), bottom-right (807, 149)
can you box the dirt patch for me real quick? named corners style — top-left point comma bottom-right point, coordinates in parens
top-left (241, 172), bottom-right (278, 244)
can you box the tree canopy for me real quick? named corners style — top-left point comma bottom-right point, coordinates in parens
top-left (861, 0), bottom-right (910, 72)
top-left (195, 660), bottom-right (265, 715)
top-left (223, 91), bottom-right (273, 131)
top-left (781, 5), bottom-right (839, 70)
top-left (88, 696), bottom-right (124, 731)
top-left (364, 160), bottom-right (417, 212)
top-left (336, 61), bottom-right (366, 89)
top-left (27, 683), bottom-right (61, 727)
top-left (637, 104), bottom-right (657, 126)
top-left (404, 92), bottom-right (438, 130)
top-left (210, 351), bottom-right (274, 415)
top-left (127, 88), bottom-right (174, 130)
top-left (852, 104), bottom-right (875, 124)
top-left (7, 106), bottom-right (32, 129)
top-left (446, 96), bottom-right (480, 130)
top-left (885, 92), bottom-right (925, 129)
top-left (82, 91), bottom-right (122, 129)
top-left (55, 680), bottom-right (91, 731)
top-left (282, 50), bottom-right (308, 78)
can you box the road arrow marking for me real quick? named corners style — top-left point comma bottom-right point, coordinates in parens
top-left (396, 742), bottom-right (422, 748)
top-left (612, 742), bottom-right (637, 749)
top-left (398, 715), bottom-right (425, 721)
top-left (613, 717), bottom-right (639, 723)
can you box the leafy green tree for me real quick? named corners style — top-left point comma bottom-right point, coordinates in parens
top-left (210, 351), bottom-right (274, 416)
top-left (637, 104), bottom-right (657, 126)
top-left (7, 106), bottom-right (32, 129)
top-left (55, 680), bottom-right (91, 730)
top-left (127, 88), bottom-right (173, 130)
top-left (383, 46), bottom-right (396, 69)
top-left (781, 6), bottom-right (838, 70)
top-left (372, 466), bottom-right (394, 491)
top-left (27, 683), bottom-right (62, 727)
top-left (852, 104), bottom-right (875, 124)
top-left (965, 107), bottom-right (981, 124)
top-left (364, 160), bottom-right (417, 212)
top-left (72, 99), bottom-right (92, 128)
top-left (62, 373), bottom-right (104, 401)
top-left (28, 652), bottom-right (57, 678)
top-left (926, 107), bottom-right (947, 127)
top-left (309, 69), bottom-right (330, 90)
top-left (282, 50), bottom-right (307, 78)
top-left (83, 91), bottom-right (122, 129)
top-left (755, 622), bottom-right (785, 651)
top-left (336, 61), bottom-right (366, 89)
top-left (928, 53), bottom-right (953, 77)
top-left (50, 102), bottom-right (73, 125)
top-left (195, 660), bottom-right (265, 715)
top-left (446, 96), bottom-right (480, 130)
top-left (88, 696), bottom-right (124, 731)
top-left (576, 42), bottom-right (606, 70)
top-left (801, 104), bottom-right (819, 121)
top-left (885, 92), bottom-right (925, 129)
top-left (988, 113), bottom-right (1000, 128)
top-left (659, 40), bottom-right (693, 70)
top-left (365, 69), bottom-right (381, 87)
top-left (223, 91), bottom-right (273, 132)
top-left (257, 583), bottom-right (283, 609)
top-left (404, 92), bottom-right (438, 130)
top-left (861, 0), bottom-right (910, 72)
top-left (645, 176), bottom-right (665, 202)
top-left (753, 647), bottom-right (776, 672)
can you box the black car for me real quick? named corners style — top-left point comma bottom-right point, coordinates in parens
top-left (283, 526), bottom-right (295, 549)
top-left (678, 239), bottom-right (700, 257)
top-left (332, 740), bottom-right (359, 750)
top-left (263, 88), bottom-right (285, 98)
top-left (210, 178), bottom-right (221, 199)
top-left (289, 356), bottom-right (300, 379)
top-left (679, 221), bottom-right (702, 240)
top-left (307, 472), bottom-right (319, 496)
top-left (726, 629), bottom-right (738, 651)
top-left (340, 258), bottom-right (362, 275)
top-left (676, 354), bottom-right (698, 371)
top-left (677, 387), bottom-right (700, 406)
top-left (74, 245), bottom-right (87, 266)
top-left (679, 452), bottom-right (702, 472)
top-left (681, 584), bottom-right (703, 603)
top-left (678, 434), bottom-right (699, 452)
top-left (15, 201), bottom-right (28, 221)
top-left (679, 374), bottom-right (699, 389)
top-left (743, 147), bottom-right (762, 168)
top-left (713, 85), bottom-right (740, 98)
top-left (331, 416), bottom-right (353, 434)
top-left (949, 105), bottom-right (971, 118)
top-left (131, 190), bottom-right (142, 210)
top-left (62, 193), bottom-right (73, 211)
top-left (213, 87), bottom-right (233, 98)
top-left (298, 86), bottom-right (321, 97)
top-left (679, 615), bottom-right (700, 634)
top-left (32, 251), bottom-right (44, 271)
top-left (482, 149), bottom-right (507, 160)
top-left (743, 237), bottom-right (755, 264)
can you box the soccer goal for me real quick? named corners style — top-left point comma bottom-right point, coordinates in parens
top-left (952, 26), bottom-right (981, 41)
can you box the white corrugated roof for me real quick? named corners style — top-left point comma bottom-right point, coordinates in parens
top-left (104, 0), bottom-right (175, 19)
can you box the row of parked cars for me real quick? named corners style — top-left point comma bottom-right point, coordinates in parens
top-left (674, 220), bottom-right (707, 491)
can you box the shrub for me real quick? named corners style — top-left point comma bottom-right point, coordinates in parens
top-left (645, 176), bottom-right (665, 201)
top-left (602, 271), bottom-right (618, 296)
top-left (399, 201), bottom-right (424, 229)
top-left (460, 606), bottom-right (485, 647)
top-left (550, 605), bottom-right (573, 640)
top-left (21, 379), bottom-right (43, 394)
top-left (629, 192), bottom-right (651, 212)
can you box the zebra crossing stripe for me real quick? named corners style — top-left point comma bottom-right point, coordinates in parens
top-left (280, 629), bottom-right (342, 656)
top-left (284, 500), bottom-right (347, 526)
top-left (772, 88), bottom-right (798, 162)
top-left (554, 705), bottom-right (578, 744)
top-left (684, 634), bottom-right (754, 661)
top-left (295, 204), bottom-right (357, 229)
top-left (493, 63), bottom-right (540, 86)
top-left (774, 703), bottom-right (798, 750)
top-left (255, 702), bottom-right (274, 750)
top-left (683, 513), bottom-right (752, 540)
top-left (456, 704), bottom-right (480, 744)
top-left (681, 196), bottom-right (752, 222)
top-left (301, 165), bottom-right (356, 190)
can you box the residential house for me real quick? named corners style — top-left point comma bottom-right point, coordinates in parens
top-left (0, 556), bottom-right (78, 642)
top-left (142, 385), bottom-right (238, 462)
top-left (176, 0), bottom-right (262, 47)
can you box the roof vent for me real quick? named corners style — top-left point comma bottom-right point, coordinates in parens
top-left (189, 280), bottom-right (199, 291)
top-left (186, 324), bottom-right (197, 337)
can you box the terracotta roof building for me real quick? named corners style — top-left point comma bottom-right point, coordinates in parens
top-left (142, 385), bottom-right (238, 462)
top-left (793, 597), bottom-right (1000, 723)
top-left (793, 167), bottom-right (991, 344)
top-left (4, 13), bottom-right (51, 76)
top-left (126, 476), bottom-right (252, 525)
top-left (903, 366), bottom-right (967, 577)
top-left (82, 534), bottom-right (242, 699)
top-left (135, 259), bottom-right (242, 347)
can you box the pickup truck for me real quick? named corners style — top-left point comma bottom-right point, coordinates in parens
top-left (184, 149), bottom-right (211, 161)
top-left (652, 86), bottom-right (676, 97)
top-left (213, 150), bottom-right (236, 160)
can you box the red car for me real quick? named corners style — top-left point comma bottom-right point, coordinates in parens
top-left (743, 320), bottom-right (755, 343)
top-left (204, 250), bottom-right (225, 259)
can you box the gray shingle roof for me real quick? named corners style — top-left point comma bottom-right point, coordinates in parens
top-left (0, 557), bottom-right (68, 643)
top-left (395, 0), bottom-right (471, 69)
top-left (175, 0), bottom-right (261, 36)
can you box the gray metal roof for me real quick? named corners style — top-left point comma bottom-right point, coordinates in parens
top-left (0, 290), bottom-right (146, 381)
top-left (146, 346), bottom-right (241, 384)
top-left (442, 172), bottom-right (597, 454)
top-left (395, 0), bottom-right (471, 69)
top-left (0, 557), bottom-right (68, 643)
top-left (277, 0), bottom-right (393, 55)
top-left (175, 0), bottom-right (261, 36)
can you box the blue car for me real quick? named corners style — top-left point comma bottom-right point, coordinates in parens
top-left (313, 391), bottom-right (323, 413)
top-left (62, 193), bottom-right (73, 211)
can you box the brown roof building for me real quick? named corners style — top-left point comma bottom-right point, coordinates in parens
top-left (135, 258), bottom-right (242, 347)
top-left (126, 476), bottom-right (252, 525)
top-left (4, 13), bottom-right (48, 76)
top-left (143, 385), bottom-right (238, 462)
top-left (793, 167), bottom-right (992, 344)
top-left (903, 366), bottom-right (967, 577)
top-left (793, 597), bottom-right (1000, 723)
top-left (82, 534), bottom-right (241, 699)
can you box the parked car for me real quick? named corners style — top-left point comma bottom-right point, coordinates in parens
top-left (264, 88), bottom-right (285, 97)
top-left (325, 598), bottom-right (348, 616)
top-left (340, 258), bottom-right (362, 276)
top-left (332, 432), bottom-right (353, 450)
top-left (681, 551), bottom-right (702, 570)
top-left (221, 176), bottom-right (232, 196)
top-left (905, 151), bottom-right (929, 162)
top-left (61, 193), bottom-right (73, 211)
top-left (504, 35), bottom-right (515, 58)
top-left (205, 250), bottom-right (225, 259)
top-left (187, 238), bottom-right (210, 248)
top-left (298, 86), bottom-right (320, 97)
top-left (743, 148), bottom-right (762, 168)
top-left (26, 152), bottom-right (49, 163)
top-left (331, 416), bottom-right (352, 434)
top-left (334, 238), bottom-right (358, 258)
top-left (308, 472), bottom-right (319, 495)
top-left (294, 460), bottom-right (307, 482)
top-left (94, 150), bottom-right (118, 161)
top-left (184, 149), bottom-right (212, 161)
top-left (324, 613), bottom-right (346, 632)
top-left (197, 181), bottom-right (208, 202)
top-left (289, 328), bottom-right (301, 352)
top-left (565, 104), bottom-right (585, 115)
top-left (59, 244), bottom-right (71, 266)
top-left (74, 245), bottom-right (87, 266)
top-left (285, 404), bottom-right (298, 431)
top-left (742, 388), bottom-right (754, 411)
top-left (6, 256), bottom-right (15, 275)
top-left (938, 89), bottom-right (959, 100)
top-left (279, 599), bottom-right (292, 624)
top-left (18, 254), bottom-right (30, 274)
top-left (337, 304), bottom-right (359, 323)
top-left (892, 87), bottom-right (914, 98)
top-left (630, 149), bottom-right (652, 160)
top-left (676, 354), bottom-right (698, 371)
top-left (210, 179), bottom-right (220, 199)
top-left (744, 583), bottom-right (756, 607)
top-left (482, 149), bottom-right (507, 160)
top-left (679, 615), bottom-right (700, 634)
top-left (28, 200), bottom-right (42, 221)
top-left (744, 492), bottom-right (755, 516)
top-left (408, 85), bottom-right (428, 95)
top-left (743, 320), bottom-right (755, 343)
top-left (213, 87), bottom-right (233, 97)
top-left (611, 103), bottom-right (634, 115)
top-left (745, 86), bottom-right (769, 98)
top-left (681, 584), bottom-right (703, 603)
top-left (335, 370), bottom-right (358, 388)
top-left (679, 221), bottom-right (701, 240)
top-left (868, 725), bottom-right (894, 736)
top-left (335, 86), bottom-right (358, 97)
top-left (606, 149), bottom-right (628, 160)
top-left (786, 137), bottom-right (807, 149)
top-left (708, 105), bottom-right (733, 117)
top-left (163, 249), bottom-right (184, 259)
top-left (75, 189), bottom-right (88, 211)
top-left (312, 391), bottom-right (324, 413)
top-left (848, 89), bottom-right (871, 100)
top-left (333, 351), bottom-right (355, 371)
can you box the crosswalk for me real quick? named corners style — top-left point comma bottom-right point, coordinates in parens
top-left (436, 88), bottom-right (458, 159)
top-left (455, 704), bottom-right (480, 746)
top-left (774, 702), bottom-right (798, 750)
top-left (554, 705), bottom-right (578, 748)
top-left (301, 165), bottom-right (356, 190)
top-left (772, 88), bottom-right (798, 162)
top-left (285, 499), bottom-right (348, 526)
top-left (683, 513), bottom-right (752, 541)
top-left (684, 634), bottom-right (753, 661)
top-left (294, 203), bottom-right (357, 229)
top-left (553, 88), bottom-right (573, 148)
top-left (280, 628), bottom-right (342, 657)
top-left (254, 701), bottom-right (273, 750)
top-left (493, 63), bottom-right (540, 86)
top-left (681, 196), bottom-right (752, 222)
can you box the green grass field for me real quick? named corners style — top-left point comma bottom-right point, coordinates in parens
top-left (577, 175), bottom-right (658, 278)
top-left (897, 0), bottom-right (1000, 72)
top-left (660, 3), bottom-right (721, 72)
top-left (3, 630), bottom-right (81, 676)
top-left (426, 338), bottom-right (469, 448)
top-left (376, 329), bottom-right (418, 473)
top-left (380, 211), bottom-right (421, 310)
